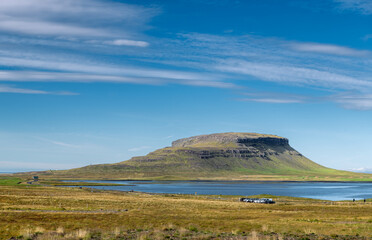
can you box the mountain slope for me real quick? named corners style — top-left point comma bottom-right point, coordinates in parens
top-left (36, 133), bottom-right (372, 181)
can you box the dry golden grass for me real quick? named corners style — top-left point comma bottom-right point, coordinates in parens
top-left (0, 184), bottom-right (371, 239)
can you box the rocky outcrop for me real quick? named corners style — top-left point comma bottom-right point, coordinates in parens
top-left (172, 132), bottom-right (288, 148)
top-left (174, 147), bottom-right (295, 160)
top-left (236, 137), bottom-right (289, 147)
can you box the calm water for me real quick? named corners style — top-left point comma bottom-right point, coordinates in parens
top-left (64, 180), bottom-right (372, 201)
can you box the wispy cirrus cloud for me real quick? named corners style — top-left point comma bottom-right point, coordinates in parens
top-left (332, 93), bottom-right (372, 110)
top-left (239, 90), bottom-right (372, 110)
top-left (334, 0), bottom-right (372, 14)
top-left (0, 1), bottom-right (236, 92)
top-left (0, 84), bottom-right (48, 94)
top-left (242, 98), bottom-right (303, 104)
top-left (0, 84), bottom-right (75, 95)
top-left (105, 39), bottom-right (150, 47)
top-left (0, 20), bottom-right (110, 38)
top-left (363, 34), bottom-right (372, 41)
top-left (164, 33), bottom-right (372, 110)
top-left (2, 32), bottom-right (372, 106)
top-left (0, 0), bottom-right (158, 48)
top-left (215, 60), bottom-right (372, 90)
top-left (0, 41), bottom-right (237, 89)
top-left (0, 1), bottom-right (372, 110)
top-left (239, 91), bottom-right (308, 104)
top-left (0, 68), bottom-right (235, 89)
top-left (290, 42), bottom-right (370, 56)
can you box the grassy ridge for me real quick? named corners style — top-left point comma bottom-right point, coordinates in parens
top-left (11, 132), bottom-right (372, 181)
top-left (38, 180), bottom-right (130, 186)
top-left (0, 178), bottom-right (371, 239)
top-left (29, 148), bottom-right (372, 181)
top-left (0, 177), bottom-right (22, 186)
top-left (0, 177), bottom-right (132, 187)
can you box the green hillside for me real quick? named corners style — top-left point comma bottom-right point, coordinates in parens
top-left (24, 133), bottom-right (372, 181)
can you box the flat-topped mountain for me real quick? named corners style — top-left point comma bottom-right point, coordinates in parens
top-left (29, 132), bottom-right (372, 181)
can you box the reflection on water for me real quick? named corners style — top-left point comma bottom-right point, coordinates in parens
top-left (64, 180), bottom-right (372, 201)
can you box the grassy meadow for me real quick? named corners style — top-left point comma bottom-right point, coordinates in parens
top-left (0, 177), bottom-right (371, 239)
top-left (37, 180), bottom-right (131, 187)
top-left (20, 168), bottom-right (372, 182)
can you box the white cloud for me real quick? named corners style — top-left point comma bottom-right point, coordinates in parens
top-left (0, 20), bottom-right (372, 110)
top-left (239, 91), bottom-right (372, 110)
top-left (363, 34), bottom-right (372, 41)
top-left (0, 50), bottom-right (221, 80)
top-left (0, 70), bottom-right (161, 84)
top-left (0, 20), bottom-right (111, 37)
top-left (334, 0), bottom-right (372, 14)
top-left (332, 93), bottom-right (372, 110)
top-left (238, 90), bottom-right (372, 110)
top-left (180, 79), bottom-right (238, 88)
top-left (238, 91), bottom-right (309, 104)
top-left (161, 33), bottom-right (372, 93)
top-left (349, 167), bottom-right (372, 173)
top-left (0, 0), bottom-right (158, 38)
top-left (241, 98), bottom-right (303, 104)
top-left (0, 84), bottom-right (48, 94)
top-left (0, 84), bottom-right (74, 95)
top-left (0, 43), bottom-right (236, 89)
top-left (290, 42), bottom-right (370, 56)
top-left (106, 39), bottom-right (149, 47)
top-left (0, 69), bottom-right (235, 89)
top-left (215, 60), bottom-right (372, 90)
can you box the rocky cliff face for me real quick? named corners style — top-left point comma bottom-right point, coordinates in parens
top-left (171, 132), bottom-right (286, 147)
top-left (173, 147), bottom-right (298, 161)
top-left (236, 137), bottom-right (289, 147)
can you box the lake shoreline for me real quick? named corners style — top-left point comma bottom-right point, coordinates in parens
top-left (62, 179), bottom-right (372, 183)
top-left (60, 179), bottom-right (372, 201)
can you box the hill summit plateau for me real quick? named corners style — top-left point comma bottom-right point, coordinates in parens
top-left (37, 132), bottom-right (372, 181)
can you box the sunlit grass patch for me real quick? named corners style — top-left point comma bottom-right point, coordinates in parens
top-left (0, 177), bottom-right (22, 186)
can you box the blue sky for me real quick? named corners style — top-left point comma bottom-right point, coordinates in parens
top-left (1, 0), bottom-right (372, 173)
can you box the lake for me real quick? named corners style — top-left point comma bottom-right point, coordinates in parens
top-left (64, 180), bottom-right (372, 201)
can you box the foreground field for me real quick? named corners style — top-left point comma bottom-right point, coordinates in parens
top-left (0, 178), bottom-right (371, 239)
